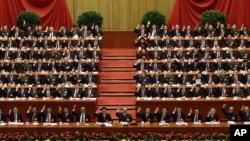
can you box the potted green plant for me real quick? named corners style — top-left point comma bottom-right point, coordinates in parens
top-left (200, 10), bottom-right (226, 28)
top-left (16, 11), bottom-right (40, 30)
top-left (141, 10), bottom-right (166, 28)
top-left (77, 11), bottom-right (103, 29)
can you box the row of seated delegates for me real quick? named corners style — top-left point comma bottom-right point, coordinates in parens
top-left (0, 83), bottom-right (97, 98)
top-left (0, 46), bottom-right (101, 60)
top-left (0, 58), bottom-right (99, 73)
top-left (136, 46), bottom-right (250, 62)
top-left (0, 24), bottom-right (103, 40)
top-left (0, 105), bottom-right (114, 123)
top-left (134, 70), bottom-right (250, 87)
top-left (134, 54), bottom-right (250, 73)
top-left (136, 106), bottom-right (220, 123)
top-left (1, 104), bottom-right (249, 123)
top-left (0, 105), bottom-right (91, 123)
top-left (134, 22), bottom-right (249, 42)
top-left (136, 105), bottom-right (250, 123)
top-left (135, 82), bottom-right (250, 98)
top-left (137, 21), bottom-right (250, 38)
top-left (0, 71), bottom-right (97, 87)
top-left (134, 34), bottom-right (250, 50)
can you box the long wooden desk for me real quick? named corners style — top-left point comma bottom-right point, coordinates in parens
top-left (0, 98), bottom-right (96, 121)
top-left (0, 122), bottom-right (234, 134)
top-left (136, 97), bottom-right (250, 121)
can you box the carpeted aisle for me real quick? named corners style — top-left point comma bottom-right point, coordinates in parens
top-left (98, 48), bottom-right (137, 120)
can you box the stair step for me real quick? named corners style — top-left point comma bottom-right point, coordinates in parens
top-left (101, 60), bottom-right (135, 67)
top-left (100, 72), bottom-right (135, 79)
top-left (97, 97), bottom-right (136, 105)
top-left (100, 80), bottom-right (136, 84)
top-left (99, 92), bottom-right (135, 97)
top-left (101, 67), bottom-right (136, 72)
top-left (102, 56), bottom-right (136, 60)
top-left (101, 48), bottom-right (136, 56)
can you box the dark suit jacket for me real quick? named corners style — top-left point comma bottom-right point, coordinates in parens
top-left (26, 112), bottom-right (41, 122)
top-left (136, 112), bottom-right (154, 122)
top-left (57, 112), bottom-right (73, 122)
top-left (222, 108), bottom-right (238, 121)
top-left (8, 113), bottom-right (23, 122)
top-left (40, 112), bottom-right (57, 122)
top-left (94, 113), bottom-right (113, 123)
top-left (238, 111), bottom-right (250, 121)
top-left (73, 112), bottom-right (90, 122)
top-left (154, 112), bottom-right (170, 122)
top-left (0, 114), bottom-right (7, 122)
top-left (187, 113), bottom-right (203, 122)
top-left (172, 112), bottom-right (186, 122)
top-left (205, 114), bottom-right (220, 122)
top-left (83, 88), bottom-right (96, 98)
top-left (116, 112), bottom-right (133, 122)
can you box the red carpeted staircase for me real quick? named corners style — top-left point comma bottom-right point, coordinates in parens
top-left (98, 48), bottom-right (137, 121)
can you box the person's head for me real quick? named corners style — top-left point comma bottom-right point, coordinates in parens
top-left (63, 107), bottom-right (69, 113)
top-left (210, 108), bottom-right (216, 115)
top-left (101, 107), bottom-right (107, 114)
top-left (163, 25), bottom-right (168, 30)
top-left (13, 107), bottom-right (18, 113)
top-left (122, 107), bottom-right (127, 114)
top-left (244, 106), bottom-right (249, 113)
top-left (177, 107), bottom-right (182, 113)
top-left (32, 107), bottom-right (37, 113)
top-left (49, 26), bottom-right (54, 32)
top-left (194, 108), bottom-right (200, 115)
top-left (145, 108), bottom-right (150, 114)
top-left (229, 106), bottom-right (234, 113)
top-left (47, 107), bottom-right (52, 113)
top-left (162, 108), bottom-right (168, 114)
top-left (141, 24), bottom-right (145, 29)
top-left (152, 24), bottom-right (156, 30)
top-left (80, 107), bottom-right (86, 113)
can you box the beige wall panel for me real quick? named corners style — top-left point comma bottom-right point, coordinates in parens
top-left (98, 0), bottom-right (109, 30)
top-left (110, 0), bottom-right (119, 30)
top-left (66, 0), bottom-right (176, 30)
top-left (118, 0), bottom-right (129, 30)
top-left (146, 0), bottom-right (157, 10)
top-left (128, 0), bottom-right (139, 30)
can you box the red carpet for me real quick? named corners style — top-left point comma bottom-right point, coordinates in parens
top-left (98, 48), bottom-right (137, 120)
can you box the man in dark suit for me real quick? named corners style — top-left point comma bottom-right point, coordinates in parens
top-left (172, 107), bottom-right (186, 122)
top-left (134, 24), bottom-right (148, 37)
top-left (154, 107), bottom-right (170, 123)
top-left (205, 108), bottom-right (220, 122)
top-left (83, 85), bottom-right (96, 98)
top-left (116, 106), bottom-right (133, 122)
top-left (0, 108), bottom-right (7, 122)
top-left (40, 105), bottom-right (57, 123)
top-left (222, 104), bottom-right (238, 121)
top-left (136, 107), bottom-right (154, 123)
top-left (26, 106), bottom-right (41, 122)
top-left (57, 106), bottom-right (73, 122)
top-left (94, 107), bottom-right (113, 123)
top-left (84, 72), bottom-right (97, 84)
top-left (72, 105), bottom-right (90, 123)
top-left (91, 25), bottom-right (103, 37)
top-left (135, 84), bottom-right (150, 97)
top-left (238, 105), bottom-right (250, 121)
top-left (8, 107), bottom-right (23, 122)
top-left (150, 84), bottom-right (163, 97)
top-left (187, 108), bottom-right (203, 122)
top-left (176, 84), bottom-right (190, 97)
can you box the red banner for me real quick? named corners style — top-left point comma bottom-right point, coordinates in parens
top-left (0, 0), bottom-right (73, 30)
top-left (168, 0), bottom-right (250, 28)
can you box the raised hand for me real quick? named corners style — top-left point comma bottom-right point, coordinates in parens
top-left (154, 107), bottom-right (159, 113)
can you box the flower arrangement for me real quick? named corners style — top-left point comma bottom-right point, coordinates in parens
top-left (0, 131), bottom-right (229, 140)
